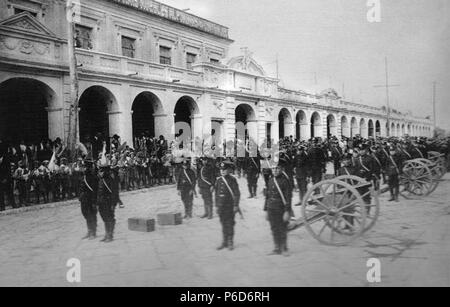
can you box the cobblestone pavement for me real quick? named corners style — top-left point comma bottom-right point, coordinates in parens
top-left (0, 175), bottom-right (449, 287)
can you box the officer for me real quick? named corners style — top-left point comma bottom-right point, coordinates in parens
top-left (214, 161), bottom-right (241, 251)
top-left (198, 157), bottom-right (216, 219)
top-left (353, 143), bottom-right (376, 204)
top-left (97, 163), bottom-right (116, 243)
top-left (264, 159), bottom-right (292, 256)
top-left (385, 145), bottom-right (404, 202)
top-left (330, 141), bottom-right (343, 176)
top-left (177, 159), bottom-right (197, 219)
top-left (294, 145), bottom-right (309, 205)
top-left (307, 138), bottom-right (327, 192)
top-left (370, 146), bottom-right (382, 191)
top-left (79, 157), bottom-right (98, 240)
top-left (244, 155), bottom-right (260, 198)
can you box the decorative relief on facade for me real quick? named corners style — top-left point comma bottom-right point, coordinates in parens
top-left (265, 106), bottom-right (274, 116)
top-left (0, 35), bottom-right (50, 56)
top-left (10, 20), bottom-right (36, 31)
top-left (213, 100), bottom-right (224, 111)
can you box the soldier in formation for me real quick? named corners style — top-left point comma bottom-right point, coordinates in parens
top-left (214, 161), bottom-right (241, 251)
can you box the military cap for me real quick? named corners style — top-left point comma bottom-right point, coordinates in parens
top-left (220, 161), bottom-right (234, 170)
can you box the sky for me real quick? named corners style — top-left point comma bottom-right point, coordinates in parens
top-left (161, 0), bottom-right (450, 129)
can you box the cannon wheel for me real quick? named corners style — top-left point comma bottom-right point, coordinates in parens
top-left (414, 158), bottom-right (440, 193)
top-left (301, 180), bottom-right (367, 246)
top-left (400, 160), bottom-right (435, 199)
top-left (335, 175), bottom-right (380, 233)
top-left (427, 152), bottom-right (447, 179)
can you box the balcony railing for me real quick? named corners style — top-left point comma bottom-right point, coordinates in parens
top-left (75, 49), bottom-right (203, 86)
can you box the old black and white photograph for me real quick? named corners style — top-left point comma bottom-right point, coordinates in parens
top-left (0, 0), bottom-right (449, 289)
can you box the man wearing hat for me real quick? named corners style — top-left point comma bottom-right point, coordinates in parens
top-left (198, 157), bottom-right (216, 219)
top-left (177, 159), bottom-right (197, 219)
top-left (385, 145), bottom-right (404, 202)
top-left (264, 158), bottom-right (292, 256)
top-left (244, 155), bottom-right (260, 199)
top-left (353, 143), bottom-right (376, 204)
top-left (307, 139), bottom-right (327, 191)
top-left (97, 162), bottom-right (116, 243)
top-left (214, 161), bottom-right (241, 251)
top-left (79, 157), bottom-right (98, 240)
top-left (294, 145), bottom-right (309, 205)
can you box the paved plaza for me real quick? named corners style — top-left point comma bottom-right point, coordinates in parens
top-left (0, 175), bottom-right (449, 287)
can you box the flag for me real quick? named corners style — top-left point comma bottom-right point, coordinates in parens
top-left (48, 150), bottom-right (57, 172)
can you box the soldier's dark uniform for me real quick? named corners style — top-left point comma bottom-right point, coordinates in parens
top-left (307, 142), bottom-right (326, 191)
top-left (0, 152), bottom-right (15, 211)
top-left (97, 166), bottom-right (116, 243)
top-left (79, 160), bottom-right (98, 240)
top-left (385, 147), bottom-right (404, 202)
top-left (353, 145), bottom-right (376, 204)
top-left (215, 162), bottom-right (241, 250)
top-left (294, 147), bottom-right (309, 204)
top-left (198, 158), bottom-right (216, 219)
top-left (330, 144), bottom-right (343, 176)
top-left (264, 163), bottom-right (292, 255)
top-left (177, 161), bottom-right (197, 219)
top-left (244, 157), bottom-right (260, 198)
top-left (370, 148), bottom-right (382, 191)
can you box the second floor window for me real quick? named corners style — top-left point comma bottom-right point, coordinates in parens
top-left (75, 25), bottom-right (93, 50)
top-left (122, 36), bottom-right (136, 58)
top-left (159, 46), bottom-right (172, 65)
top-left (186, 53), bottom-right (196, 69)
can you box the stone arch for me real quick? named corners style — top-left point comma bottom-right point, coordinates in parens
top-left (131, 91), bottom-right (164, 140)
top-left (310, 112), bottom-right (322, 139)
top-left (341, 116), bottom-right (350, 138)
top-left (296, 110), bottom-right (308, 141)
top-left (174, 96), bottom-right (200, 143)
top-left (79, 85), bottom-right (119, 143)
top-left (360, 118), bottom-right (367, 138)
top-left (278, 108), bottom-right (293, 139)
top-left (0, 77), bottom-right (57, 145)
top-left (376, 120), bottom-right (381, 137)
top-left (327, 114), bottom-right (337, 138)
top-left (235, 103), bottom-right (257, 144)
top-left (368, 119), bottom-right (375, 138)
top-left (351, 117), bottom-right (358, 137)
top-left (396, 123), bottom-right (401, 137)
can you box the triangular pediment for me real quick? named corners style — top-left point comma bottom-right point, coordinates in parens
top-left (0, 12), bottom-right (57, 38)
top-left (227, 55), bottom-right (266, 76)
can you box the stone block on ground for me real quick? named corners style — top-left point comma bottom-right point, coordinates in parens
top-left (157, 212), bottom-right (183, 226)
top-left (128, 218), bottom-right (156, 232)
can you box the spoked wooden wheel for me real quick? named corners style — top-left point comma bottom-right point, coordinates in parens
top-left (336, 175), bottom-right (380, 233)
top-left (414, 158), bottom-right (440, 193)
top-left (301, 180), bottom-right (367, 246)
top-left (427, 152), bottom-right (447, 179)
top-left (400, 159), bottom-right (435, 199)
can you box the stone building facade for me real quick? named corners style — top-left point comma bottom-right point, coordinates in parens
top-left (0, 0), bottom-right (434, 147)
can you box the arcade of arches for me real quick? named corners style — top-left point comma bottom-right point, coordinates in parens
top-left (0, 78), bottom-right (434, 148)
